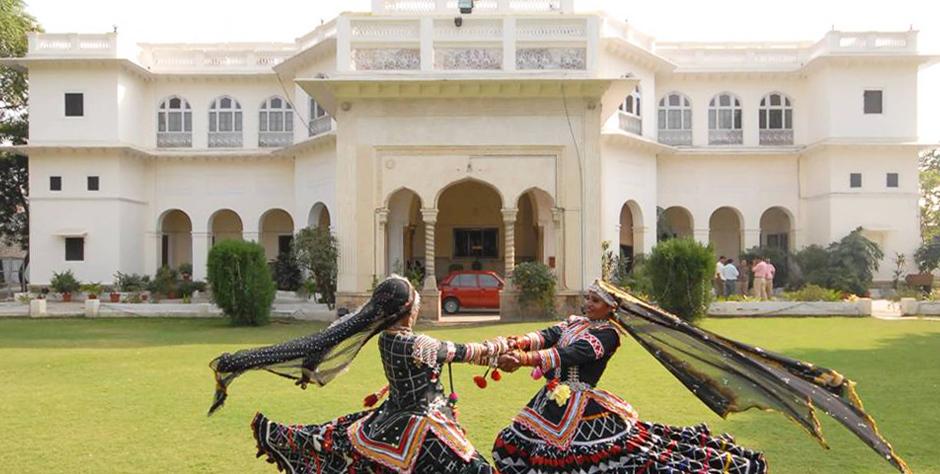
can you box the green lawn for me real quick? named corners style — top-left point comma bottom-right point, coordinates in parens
top-left (1, 317), bottom-right (938, 473)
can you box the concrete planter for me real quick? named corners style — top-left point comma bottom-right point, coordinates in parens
top-left (708, 299), bottom-right (871, 317)
top-left (84, 299), bottom-right (101, 317)
top-left (29, 299), bottom-right (47, 317)
top-left (899, 298), bottom-right (940, 316)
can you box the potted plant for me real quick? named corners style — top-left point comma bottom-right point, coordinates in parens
top-left (114, 271), bottom-right (151, 302)
top-left (909, 241), bottom-right (940, 289)
top-left (178, 263), bottom-right (193, 281)
top-left (50, 270), bottom-right (81, 302)
top-left (80, 282), bottom-right (103, 300)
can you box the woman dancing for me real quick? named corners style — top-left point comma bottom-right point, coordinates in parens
top-left (492, 280), bottom-right (768, 473)
top-left (208, 275), bottom-right (508, 473)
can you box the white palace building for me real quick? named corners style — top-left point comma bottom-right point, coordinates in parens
top-left (3, 0), bottom-right (937, 317)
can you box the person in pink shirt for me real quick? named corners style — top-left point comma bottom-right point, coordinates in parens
top-left (765, 259), bottom-right (777, 299)
top-left (751, 257), bottom-right (770, 300)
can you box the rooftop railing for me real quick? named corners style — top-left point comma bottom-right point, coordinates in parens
top-left (371, 0), bottom-right (573, 14)
top-left (27, 32), bottom-right (118, 57)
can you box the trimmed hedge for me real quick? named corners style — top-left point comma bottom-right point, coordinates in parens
top-left (647, 238), bottom-right (715, 323)
top-left (206, 240), bottom-right (276, 326)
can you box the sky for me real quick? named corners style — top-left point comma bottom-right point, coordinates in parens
top-left (22, 0), bottom-right (940, 141)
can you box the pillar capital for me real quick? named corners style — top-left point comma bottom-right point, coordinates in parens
top-left (420, 208), bottom-right (438, 223)
top-left (501, 207), bottom-right (518, 223)
top-left (375, 207), bottom-right (389, 224)
top-left (551, 207), bottom-right (564, 223)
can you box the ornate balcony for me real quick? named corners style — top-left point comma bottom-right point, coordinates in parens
top-left (618, 112), bottom-right (642, 136)
top-left (309, 115), bottom-right (334, 136)
top-left (259, 132), bottom-right (294, 148)
top-left (156, 132), bottom-right (192, 148)
top-left (759, 129), bottom-right (794, 146)
top-left (658, 129), bottom-right (692, 146)
top-left (208, 132), bottom-right (243, 148)
top-left (708, 130), bottom-right (743, 145)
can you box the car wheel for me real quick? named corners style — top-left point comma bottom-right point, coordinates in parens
top-left (443, 298), bottom-right (460, 314)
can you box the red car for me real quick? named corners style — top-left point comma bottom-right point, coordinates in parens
top-left (439, 270), bottom-right (504, 314)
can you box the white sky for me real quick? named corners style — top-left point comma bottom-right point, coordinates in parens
top-left (22, 0), bottom-right (940, 141)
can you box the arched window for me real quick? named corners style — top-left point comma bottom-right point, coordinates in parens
top-left (657, 92), bottom-right (692, 146)
top-left (708, 92), bottom-right (742, 145)
top-left (156, 96), bottom-right (192, 148)
top-left (617, 86), bottom-right (642, 135)
top-left (259, 96), bottom-right (294, 147)
top-left (759, 92), bottom-right (794, 145)
top-left (309, 97), bottom-right (331, 136)
top-left (208, 96), bottom-right (243, 148)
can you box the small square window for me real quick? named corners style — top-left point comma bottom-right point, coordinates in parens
top-left (87, 176), bottom-right (99, 191)
top-left (65, 237), bottom-right (85, 261)
top-left (850, 173), bottom-right (862, 188)
top-left (50, 176), bottom-right (62, 191)
top-left (887, 173), bottom-right (899, 188)
top-left (863, 90), bottom-right (883, 114)
top-left (65, 93), bottom-right (84, 117)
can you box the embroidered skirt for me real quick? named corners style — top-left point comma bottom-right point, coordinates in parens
top-left (492, 412), bottom-right (767, 474)
top-left (251, 411), bottom-right (492, 474)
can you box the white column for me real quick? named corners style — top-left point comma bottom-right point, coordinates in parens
top-left (503, 208), bottom-right (518, 279)
top-left (419, 17), bottom-right (433, 72)
top-left (553, 207), bottom-right (565, 289)
top-left (375, 208), bottom-right (389, 278)
top-left (192, 231), bottom-right (210, 281)
top-left (336, 17), bottom-right (351, 73)
top-left (421, 209), bottom-right (438, 290)
top-left (694, 228), bottom-right (710, 246)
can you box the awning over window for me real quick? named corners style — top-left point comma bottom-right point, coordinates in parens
top-left (53, 229), bottom-right (87, 237)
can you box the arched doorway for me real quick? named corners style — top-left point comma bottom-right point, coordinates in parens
top-left (619, 201), bottom-right (644, 266)
top-left (386, 188), bottom-right (425, 277)
top-left (435, 180), bottom-right (503, 281)
top-left (709, 207), bottom-right (743, 259)
top-left (209, 209), bottom-right (243, 246)
top-left (515, 188), bottom-right (556, 267)
top-left (308, 202), bottom-right (331, 229)
top-left (158, 209), bottom-right (192, 269)
top-left (259, 209), bottom-right (294, 261)
top-left (659, 206), bottom-right (693, 240)
top-left (760, 207), bottom-right (793, 251)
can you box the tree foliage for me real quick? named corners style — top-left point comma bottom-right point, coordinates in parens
top-left (1, 1), bottom-right (41, 289)
top-left (293, 226), bottom-right (338, 309)
top-left (510, 261), bottom-right (556, 318)
top-left (920, 148), bottom-right (940, 242)
top-left (792, 227), bottom-right (883, 296)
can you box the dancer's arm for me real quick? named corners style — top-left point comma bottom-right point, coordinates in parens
top-left (500, 327), bottom-right (619, 373)
top-left (411, 334), bottom-right (511, 367)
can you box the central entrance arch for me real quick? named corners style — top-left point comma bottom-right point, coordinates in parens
top-left (435, 179), bottom-right (504, 282)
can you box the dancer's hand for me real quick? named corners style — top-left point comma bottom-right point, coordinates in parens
top-left (498, 353), bottom-right (522, 372)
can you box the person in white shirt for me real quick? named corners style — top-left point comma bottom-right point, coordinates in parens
top-left (715, 256), bottom-right (726, 297)
top-left (720, 258), bottom-right (740, 298)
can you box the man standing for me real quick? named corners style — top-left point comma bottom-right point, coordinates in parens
top-left (736, 258), bottom-right (750, 296)
top-left (720, 258), bottom-right (740, 298)
top-left (752, 257), bottom-right (770, 300)
top-left (765, 259), bottom-right (777, 298)
top-left (715, 256), bottom-right (726, 297)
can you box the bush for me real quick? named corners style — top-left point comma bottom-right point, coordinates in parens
top-left (177, 262), bottom-right (193, 278)
top-left (780, 284), bottom-right (843, 302)
top-left (914, 240), bottom-right (940, 273)
top-left (207, 240), bottom-right (276, 326)
top-left (113, 272), bottom-right (150, 292)
top-left (294, 227), bottom-right (339, 309)
top-left (271, 252), bottom-right (303, 291)
top-left (617, 254), bottom-right (653, 300)
top-left (80, 282), bottom-right (103, 298)
top-left (793, 228), bottom-right (883, 296)
top-left (148, 266), bottom-right (179, 297)
top-left (646, 238), bottom-right (715, 323)
top-left (510, 261), bottom-right (556, 317)
top-left (50, 270), bottom-right (81, 294)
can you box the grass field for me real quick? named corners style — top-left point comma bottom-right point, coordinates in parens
top-left (1, 316), bottom-right (938, 473)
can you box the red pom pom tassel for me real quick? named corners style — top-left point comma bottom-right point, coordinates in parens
top-left (491, 369), bottom-right (502, 381)
top-left (363, 394), bottom-right (379, 407)
top-left (473, 375), bottom-right (488, 389)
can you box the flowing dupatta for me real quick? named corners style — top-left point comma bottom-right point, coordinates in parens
top-left (598, 281), bottom-right (910, 474)
top-left (207, 276), bottom-right (416, 416)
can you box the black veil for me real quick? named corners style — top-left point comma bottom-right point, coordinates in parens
top-left (207, 275), bottom-right (416, 415)
top-left (599, 281), bottom-right (910, 473)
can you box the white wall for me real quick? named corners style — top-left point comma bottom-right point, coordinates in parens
top-left (28, 65), bottom-right (119, 144)
top-left (600, 142), bottom-right (657, 256)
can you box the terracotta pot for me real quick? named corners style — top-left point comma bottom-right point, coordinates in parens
top-left (62, 292), bottom-right (72, 303)
top-left (87, 294), bottom-right (98, 300)
top-left (110, 293), bottom-right (121, 303)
